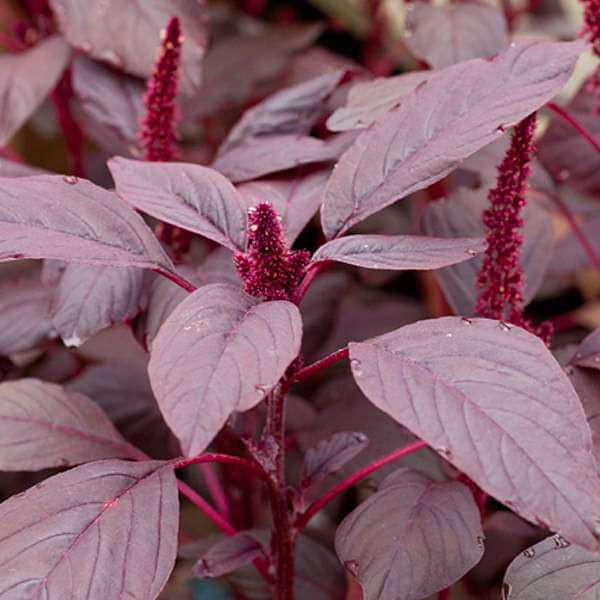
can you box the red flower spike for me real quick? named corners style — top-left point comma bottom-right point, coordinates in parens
top-left (140, 16), bottom-right (182, 163)
top-left (476, 113), bottom-right (552, 345)
top-left (235, 203), bottom-right (310, 302)
top-left (582, 0), bottom-right (600, 55)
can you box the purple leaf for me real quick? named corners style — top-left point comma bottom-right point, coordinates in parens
top-left (237, 166), bottom-right (331, 244)
top-left (0, 159), bottom-right (46, 178)
top-left (50, 264), bottom-right (146, 347)
top-left (218, 70), bottom-right (347, 155)
top-left (0, 36), bottom-right (72, 145)
top-left (212, 131), bottom-right (357, 184)
top-left (311, 234), bottom-right (486, 270)
top-left (422, 189), bottom-right (554, 315)
top-left (321, 39), bottom-right (584, 239)
top-left (0, 459), bottom-right (178, 598)
top-left (49, 0), bottom-right (207, 95)
top-left (551, 213), bottom-right (600, 274)
top-left (71, 55), bottom-right (145, 157)
top-left (192, 532), bottom-right (264, 578)
top-left (572, 328), bottom-right (600, 370)
top-left (300, 431), bottom-right (369, 490)
top-left (567, 366), bottom-right (600, 466)
top-left (148, 284), bottom-right (302, 456)
top-left (404, 1), bottom-right (508, 69)
top-left (0, 277), bottom-right (55, 355)
top-left (327, 71), bottom-right (431, 132)
top-left (335, 468), bottom-right (484, 599)
top-left (109, 158), bottom-right (248, 251)
top-left (349, 317), bottom-right (600, 550)
top-left (502, 535), bottom-right (600, 599)
top-left (0, 378), bottom-right (138, 470)
top-left (0, 175), bottom-right (175, 273)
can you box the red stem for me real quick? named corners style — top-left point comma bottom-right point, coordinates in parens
top-left (198, 463), bottom-right (231, 522)
top-left (282, 347), bottom-right (349, 394)
top-left (546, 102), bottom-right (600, 154)
top-left (177, 479), bottom-right (236, 535)
top-left (294, 262), bottom-right (324, 303)
top-left (155, 267), bottom-right (198, 293)
top-left (295, 440), bottom-right (428, 530)
top-left (174, 452), bottom-right (267, 480)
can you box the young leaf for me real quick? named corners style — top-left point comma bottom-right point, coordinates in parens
top-left (326, 71), bottom-right (431, 132)
top-left (50, 264), bottom-right (146, 347)
top-left (404, 2), bottom-right (508, 69)
top-left (335, 468), bottom-right (484, 600)
top-left (148, 284), bottom-right (302, 456)
top-left (0, 379), bottom-right (139, 470)
top-left (300, 431), bottom-right (369, 490)
top-left (311, 234), bottom-right (486, 270)
top-left (71, 54), bottom-right (145, 156)
top-left (422, 188), bottom-right (554, 315)
top-left (0, 36), bottom-right (72, 145)
top-left (109, 158), bottom-right (248, 251)
top-left (49, 0), bottom-right (207, 95)
top-left (502, 535), bottom-right (600, 599)
top-left (218, 70), bottom-right (347, 155)
top-left (237, 166), bottom-right (331, 244)
top-left (0, 277), bottom-right (55, 355)
top-left (0, 459), bottom-right (178, 598)
top-left (321, 39), bottom-right (585, 239)
top-left (0, 175), bottom-right (175, 272)
top-left (192, 533), bottom-right (264, 578)
top-left (349, 317), bottom-right (600, 550)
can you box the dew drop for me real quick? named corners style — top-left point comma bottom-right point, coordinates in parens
top-left (350, 358), bottom-right (362, 376)
top-left (436, 447), bottom-right (452, 459)
top-left (476, 535), bottom-right (485, 546)
top-left (461, 317), bottom-right (473, 325)
top-left (498, 321), bottom-right (511, 332)
top-left (501, 582), bottom-right (513, 599)
top-left (63, 175), bottom-right (78, 185)
top-left (552, 534), bottom-right (570, 548)
top-left (344, 560), bottom-right (359, 577)
top-left (248, 206), bottom-right (257, 213)
top-left (445, 333), bottom-right (453, 338)
top-left (523, 548), bottom-right (536, 558)
top-left (466, 249), bottom-right (478, 256)
top-left (255, 385), bottom-right (268, 399)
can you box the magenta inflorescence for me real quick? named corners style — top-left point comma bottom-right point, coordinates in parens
top-left (476, 113), bottom-right (552, 344)
top-left (140, 16), bottom-right (181, 163)
top-left (235, 203), bottom-right (310, 302)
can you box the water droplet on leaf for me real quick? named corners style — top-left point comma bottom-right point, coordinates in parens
top-left (552, 534), bottom-right (570, 548)
top-left (499, 321), bottom-right (511, 332)
top-left (502, 582), bottom-right (512, 599)
top-left (466, 249), bottom-right (478, 256)
top-left (350, 358), bottom-right (362, 376)
top-left (63, 175), bottom-right (78, 185)
top-left (523, 548), bottom-right (536, 558)
top-left (344, 560), bottom-right (359, 576)
top-left (445, 333), bottom-right (452, 338)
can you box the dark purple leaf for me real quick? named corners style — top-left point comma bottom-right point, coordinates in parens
top-left (71, 55), bottom-right (145, 157)
top-left (404, 1), bottom-right (508, 68)
top-left (311, 234), bottom-right (486, 270)
top-left (0, 159), bottom-right (46, 178)
top-left (0, 35), bottom-right (72, 145)
top-left (335, 468), bottom-right (484, 599)
top-left (0, 459), bottom-right (178, 598)
top-left (109, 158), bottom-right (248, 251)
top-left (321, 40), bottom-right (584, 239)
top-left (0, 175), bottom-right (175, 273)
top-left (422, 189), bottom-right (554, 315)
top-left (349, 317), bottom-right (600, 550)
top-left (49, 0), bottom-right (207, 95)
top-left (502, 535), bottom-right (600, 599)
top-left (0, 378), bottom-right (138, 470)
top-left (551, 213), bottom-right (600, 274)
top-left (573, 328), bottom-right (600, 370)
top-left (50, 264), bottom-right (146, 347)
top-left (192, 532), bottom-right (264, 578)
top-left (148, 284), bottom-right (302, 455)
top-left (327, 71), bottom-right (431, 132)
top-left (0, 277), bottom-right (54, 355)
top-left (218, 70), bottom-right (347, 155)
top-left (300, 431), bottom-right (369, 490)
top-left (212, 131), bottom-right (357, 184)
top-left (567, 366), bottom-right (600, 466)
top-left (237, 166), bottom-right (331, 244)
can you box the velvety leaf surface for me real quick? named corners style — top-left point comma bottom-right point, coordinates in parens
top-left (71, 55), bottom-right (145, 156)
top-left (300, 431), bottom-right (369, 490)
top-left (422, 189), bottom-right (554, 315)
top-left (218, 70), bottom-right (347, 155)
top-left (335, 468), bottom-right (484, 599)
top-left (0, 459), bottom-right (178, 599)
top-left (321, 39), bottom-right (584, 239)
top-left (148, 284), bottom-right (302, 456)
top-left (502, 535), bottom-right (600, 599)
top-left (349, 317), bottom-right (600, 550)
top-left (311, 234), bottom-right (486, 270)
top-left (0, 36), bottom-right (72, 145)
top-left (404, 1), bottom-right (508, 68)
top-left (0, 175), bottom-right (174, 272)
top-left (49, 0), bottom-right (207, 95)
top-left (237, 166), bottom-right (331, 244)
top-left (50, 264), bottom-right (146, 347)
top-left (109, 158), bottom-right (247, 251)
top-left (192, 533), bottom-right (264, 578)
top-left (573, 328), bottom-right (600, 370)
top-left (0, 379), bottom-right (138, 470)
top-left (0, 277), bottom-right (54, 355)
top-left (326, 71), bottom-right (431, 132)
